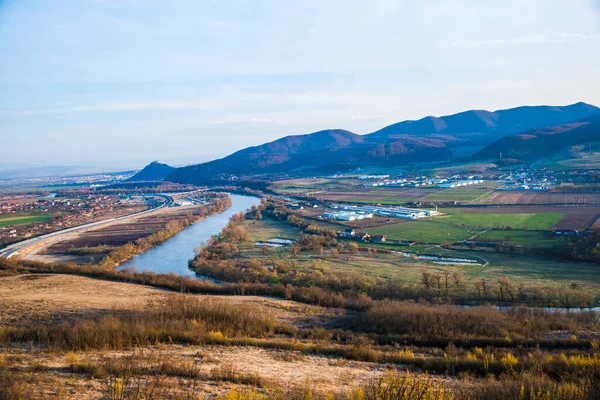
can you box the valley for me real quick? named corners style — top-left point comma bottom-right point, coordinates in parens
top-left (2, 102), bottom-right (600, 399)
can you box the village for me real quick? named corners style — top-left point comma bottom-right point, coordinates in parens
top-left (0, 193), bottom-right (148, 247)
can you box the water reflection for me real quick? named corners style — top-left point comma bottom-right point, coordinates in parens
top-left (118, 194), bottom-right (261, 276)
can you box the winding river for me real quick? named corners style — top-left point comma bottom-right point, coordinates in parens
top-left (116, 194), bottom-right (599, 312)
top-left (118, 194), bottom-right (261, 277)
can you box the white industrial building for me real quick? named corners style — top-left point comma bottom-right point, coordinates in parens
top-left (323, 211), bottom-right (374, 221)
top-left (438, 179), bottom-right (484, 188)
top-left (327, 204), bottom-right (438, 220)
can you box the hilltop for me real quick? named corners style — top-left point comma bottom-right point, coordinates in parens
top-left (129, 161), bottom-right (175, 182)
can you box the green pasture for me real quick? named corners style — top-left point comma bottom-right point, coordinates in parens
top-left (437, 209), bottom-right (564, 230)
top-left (0, 214), bottom-right (52, 228)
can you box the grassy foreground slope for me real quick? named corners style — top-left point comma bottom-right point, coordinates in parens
top-left (1, 271), bottom-right (599, 399)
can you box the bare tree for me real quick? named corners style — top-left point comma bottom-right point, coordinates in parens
top-left (451, 270), bottom-right (464, 289)
top-left (290, 245), bottom-right (299, 258)
top-left (498, 277), bottom-right (515, 300)
top-left (330, 248), bottom-right (339, 259)
top-left (442, 268), bottom-right (451, 292)
top-left (348, 242), bottom-right (359, 255)
top-left (433, 274), bottom-right (443, 290)
top-left (474, 278), bottom-right (488, 297)
top-left (421, 271), bottom-right (433, 290)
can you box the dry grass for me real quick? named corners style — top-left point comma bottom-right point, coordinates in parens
top-left (0, 345), bottom-right (387, 398)
top-left (0, 273), bottom-right (598, 399)
top-left (0, 274), bottom-right (342, 329)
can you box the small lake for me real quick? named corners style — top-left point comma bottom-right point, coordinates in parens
top-left (118, 194), bottom-right (261, 277)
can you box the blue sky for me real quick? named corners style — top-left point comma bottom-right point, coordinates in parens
top-left (1, 0), bottom-right (599, 170)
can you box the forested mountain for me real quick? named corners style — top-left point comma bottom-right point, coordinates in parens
top-left (473, 115), bottom-right (600, 161)
top-left (165, 103), bottom-right (600, 184)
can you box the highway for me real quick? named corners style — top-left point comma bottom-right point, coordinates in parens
top-left (0, 194), bottom-right (173, 260)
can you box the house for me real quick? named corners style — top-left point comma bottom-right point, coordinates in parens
top-left (372, 235), bottom-right (386, 243)
top-left (344, 228), bottom-right (356, 237)
top-left (356, 232), bottom-right (371, 242)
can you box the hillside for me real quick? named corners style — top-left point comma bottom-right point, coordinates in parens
top-left (473, 115), bottom-right (600, 161)
top-left (368, 102), bottom-right (600, 146)
top-left (129, 161), bottom-right (175, 181)
top-left (166, 103), bottom-right (600, 184)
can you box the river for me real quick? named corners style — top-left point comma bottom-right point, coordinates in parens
top-left (118, 194), bottom-right (261, 277)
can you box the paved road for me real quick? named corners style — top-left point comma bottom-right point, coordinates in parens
top-left (0, 194), bottom-right (173, 260)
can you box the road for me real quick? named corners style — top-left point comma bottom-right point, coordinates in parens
top-left (0, 194), bottom-right (173, 260)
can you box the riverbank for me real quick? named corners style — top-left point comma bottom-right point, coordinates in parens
top-left (117, 194), bottom-right (261, 276)
top-left (101, 193), bottom-right (233, 269)
top-left (23, 193), bottom-right (232, 267)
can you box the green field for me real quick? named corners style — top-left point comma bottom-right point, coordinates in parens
top-left (0, 214), bottom-right (52, 227)
top-left (474, 230), bottom-right (563, 245)
top-left (423, 188), bottom-right (495, 202)
top-left (471, 252), bottom-right (600, 292)
top-left (242, 217), bottom-right (600, 294)
top-left (335, 197), bottom-right (415, 205)
top-left (438, 209), bottom-right (564, 230)
top-left (244, 218), bottom-right (302, 241)
top-left (535, 144), bottom-right (600, 170)
top-left (272, 178), bottom-right (359, 193)
top-left (365, 221), bottom-right (475, 243)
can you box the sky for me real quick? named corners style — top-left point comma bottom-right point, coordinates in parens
top-left (1, 0), bottom-right (600, 170)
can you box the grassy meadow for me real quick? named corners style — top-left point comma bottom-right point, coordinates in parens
top-left (242, 216), bottom-right (600, 295)
top-left (0, 214), bottom-right (52, 227)
top-left (364, 221), bottom-right (475, 243)
top-left (438, 208), bottom-right (564, 230)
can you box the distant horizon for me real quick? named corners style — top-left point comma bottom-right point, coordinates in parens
top-left (2, 1), bottom-right (600, 169)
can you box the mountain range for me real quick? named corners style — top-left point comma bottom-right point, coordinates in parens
top-left (135, 102), bottom-right (600, 184)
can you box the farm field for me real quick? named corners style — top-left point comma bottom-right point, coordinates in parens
top-left (317, 187), bottom-right (439, 204)
top-left (244, 217), bottom-right (477, 283)
top-left (318, 185), bottom-right (502, 205)
top-left (430, 161), bottom-right (498, 175)
top-left (301, 205), bottom-right (573, 246)
top-left (482, 191), bottom-right (600, 205)
top-left (473, 252), bottom-right (600, 292)
top-left (438, 208), bottom-right (564, 230)
top-left (534, 145), bottom-right (600, 170)
top-left (244, 216), bottom-right (600, 295)
top-left (364, 221), bottom-right (475, 243)
top-left (40, 205), bottom-right (211, 264)
top-left (245, 217), bottom-right (303, 241)
top-left (446, 206), bottom-right (600, 230)
top-left (474, 230), bottom-right (561, 246)
top-left (0, 214), bottom-right (52, 227)
top-left (0, 184), bottom-right (87, 194)
top-left (333, 197), bottom-right (415, 205)
top-left (423, 187), bottom-right (495, 202)
top-left (272, 178), bottom-right (359, 193)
